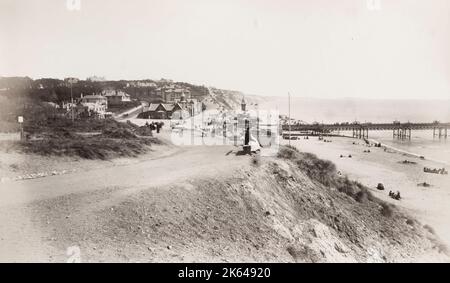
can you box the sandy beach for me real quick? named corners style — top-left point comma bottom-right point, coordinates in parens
top-left (285, 136), bottom-right (450, 249)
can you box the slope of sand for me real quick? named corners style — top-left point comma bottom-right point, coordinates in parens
top-left (285, 137), bottom-right (450, 249)
top-left (1, 137), bottom-right (447, 262)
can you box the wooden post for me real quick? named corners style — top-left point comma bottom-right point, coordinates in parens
top-left (223, 121), bottom-right (227, 144)
top-left (18, 116), bottom-right (24, 141)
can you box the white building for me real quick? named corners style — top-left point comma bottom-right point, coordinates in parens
top-left (79, 95), bottom-right (108, 117)
top-left (86, 76), bottom-right (106, 82)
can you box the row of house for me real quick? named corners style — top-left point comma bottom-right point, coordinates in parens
top-left (102, 89), bottom-right (131, 105)
top-left (155, 84), bottom-right (191, 102)
top-left (138, 95), bottom-right (202, 120)
top-left (61, 90), bottom-right (133, 118)
top-left (59, 83), bottom-right (197, 119)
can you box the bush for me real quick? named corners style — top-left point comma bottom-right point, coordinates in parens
top-left (380, 203), bottom-right (394, 217)
top-left (16, 137), bottom-right (154, 160)
top-left (355, 189), bottom-right (372, 203)
top-left (135, 126), bottom-right (153, 136)
top-left (102, 128), bottom-right (137, 139)
top-left (277, 145), bottom-right (376, 203)
top-left (277, 145), bottom-right (300, 160)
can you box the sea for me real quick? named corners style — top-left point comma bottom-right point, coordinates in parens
top-left (258, 96), bottom-right (450, 165)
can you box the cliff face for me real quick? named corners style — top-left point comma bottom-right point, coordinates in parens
top-left (35, 146), bottom-right (448, 262)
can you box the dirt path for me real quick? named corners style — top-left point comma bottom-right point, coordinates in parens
top-left (0, 143), bottom-right (248, 262)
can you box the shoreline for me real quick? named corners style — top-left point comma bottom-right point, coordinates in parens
top-left (288, 133), bottom-right (450, 166)
top-left (366, 137), bottom-right (450, 167)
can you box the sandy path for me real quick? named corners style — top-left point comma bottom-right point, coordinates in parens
top-left (0, 143), bottom-right (247, 262)
top-left (286, 137), bottom-right (450, 248)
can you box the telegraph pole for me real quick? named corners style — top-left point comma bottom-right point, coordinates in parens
top-left (288, 92), bottom-right (291, 146)
top-left (256, 103), bottom-right (259, 143)
top-left (71, 81), bottom-right (74, 122)
top-left (68, 78), bottom-right (78, 122)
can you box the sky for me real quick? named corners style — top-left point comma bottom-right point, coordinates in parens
top-left (0, 0), bottom-right (449, 99)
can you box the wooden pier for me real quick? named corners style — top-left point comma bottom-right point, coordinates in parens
top-left (282, 122), bottom-right (450, 140)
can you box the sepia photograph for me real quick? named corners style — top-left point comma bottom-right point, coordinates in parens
top-left (1, 0), bottom-right (450, 269)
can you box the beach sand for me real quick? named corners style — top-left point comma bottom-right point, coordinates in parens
top-left (285, 136), bottom-right (450, 249)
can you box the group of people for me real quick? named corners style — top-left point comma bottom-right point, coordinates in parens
top-left (145, 121), bottom-right (164, 134)
top-left (340, 154), bottom-right (352, 158)
top-left (389, 190), bottom-right (401, 200)
top-left (423, 167), bottom-right (448, 175)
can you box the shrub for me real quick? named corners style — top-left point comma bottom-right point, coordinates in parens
top-left (380, 203), bottom-right (394, 217)
top-left (102, 128), bottom-right (137, 139)
top-left (135, 126), bottom-right (153, 136)
top-left (423, 224), bottom-right (435, 235)
top-left (277, 145), bottom-right (300, 160)
top-left (277, 145), bottom-right (377, 203)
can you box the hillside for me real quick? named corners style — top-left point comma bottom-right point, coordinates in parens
top-left (202, 87), bottom-right (265, 111)
top-left (12, 145), bottom-right (447, 263)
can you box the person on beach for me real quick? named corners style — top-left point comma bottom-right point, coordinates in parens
top-left (156, 122), bottom-right (162, 133)
top-left (389, 191), bottom-right (401, 200)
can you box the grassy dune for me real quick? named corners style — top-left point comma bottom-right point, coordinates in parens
top-left (1, 118), bottom-right (161, 160)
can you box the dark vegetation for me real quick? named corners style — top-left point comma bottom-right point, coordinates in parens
top-left (0, 77), bottom-right (162, 160)
top-left (0, 77), bottom-right (209, 109)
top-left (0, 76), bottom-right (209, 131)
top-left (2, 118), bottom-right (161, 160)
top-left (0, 76), bottom-right (210, 160)
top-left (278, 145), bottom-right (388, 210)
